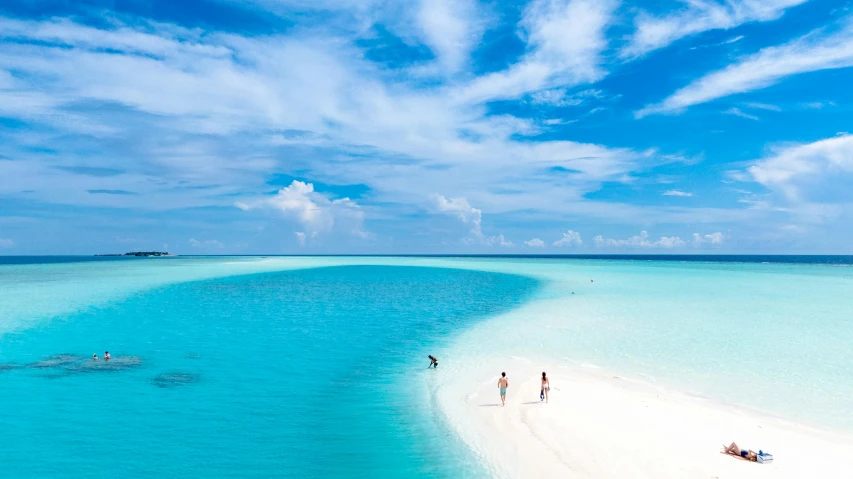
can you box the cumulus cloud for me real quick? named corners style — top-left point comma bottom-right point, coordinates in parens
top-left (553, 229), bottom-right (583, 247)
top-left (623, 0), bottom-right (805, 58)
top-left (433, 193), bottom-right (514, 246)
top-left (188, 238), bottom-right (224, 248)
top-left (693, 232), bottom-right (724, 245)
top-left (662, 190), bottom-right (693, 197)
top-left (433, 193), bottom-right (483, 237)
top-left (485, 233), bottom-right (514, 247)
top-left (593, 230), bottom-right (685, 248)
top-left (0, 238), bottom-right (14, 248)
top-left (237, 181), bottom-right (367, 238)
top-left (637, 20), bottom-right (853, 117)
top-left (525, 238), bottom-right (546, 247)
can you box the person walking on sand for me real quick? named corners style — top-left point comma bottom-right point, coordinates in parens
top-left (497, 372), bottom-right (509, 406)
top-left (540, 372), bottom-right (550, 403)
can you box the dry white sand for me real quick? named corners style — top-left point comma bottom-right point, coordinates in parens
top-left (434, 356), bottom-right (853, 479)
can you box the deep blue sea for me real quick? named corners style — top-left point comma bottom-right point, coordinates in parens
top-left (0, 264), bottom-right (538, 478)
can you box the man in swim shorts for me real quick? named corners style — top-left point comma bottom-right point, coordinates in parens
top-left (497, 372), bottom-right (509, 406)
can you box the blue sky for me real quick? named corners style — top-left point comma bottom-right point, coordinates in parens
top-left (1, 0), bottom-right (852, 254)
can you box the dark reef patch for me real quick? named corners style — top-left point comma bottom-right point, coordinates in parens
top-left (151, 372), bottom-right (200, 389)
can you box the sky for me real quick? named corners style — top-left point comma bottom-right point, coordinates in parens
top-left (1, 0), bottom-right (852, 255)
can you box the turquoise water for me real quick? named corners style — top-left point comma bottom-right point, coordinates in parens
top-left (0, 265), bottom-right (538, 478)
top-left (2, 256), bottom-right (853, 477)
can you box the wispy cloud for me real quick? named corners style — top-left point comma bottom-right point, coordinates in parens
top-left (663, 190), bottom-right (693, 197)
top-left (745, 133), bottom-right (853, 203)
top-left (457, 0), bottom-right (617, 103)
top-left (87, 189), bottom-right (137, 195)
top-left (623, 0), bottom-right (805, 58)
top-left (744, 102), bottom-right (781, 111)
top-left (0, 238), bottom-right (14, 248)
top-left (189, 238), bottom-right (224, 248)
top-left (637, 19), bottom-right (853, 116)
top-left (724, 107), bottom-right (759, 120)
top-left (415, 0), bottom-right (484, 74)
top-left (0, 14), bottom-right (661, 224)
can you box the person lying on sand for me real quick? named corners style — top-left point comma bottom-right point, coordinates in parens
top-left (724, 442), bottom-right (757, 461)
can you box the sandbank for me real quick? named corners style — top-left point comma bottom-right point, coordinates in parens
top-left (433, 356), bottom-right (853, 478)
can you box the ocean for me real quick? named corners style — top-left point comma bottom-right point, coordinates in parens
top-left (1, 256), bottom-right (852, 477)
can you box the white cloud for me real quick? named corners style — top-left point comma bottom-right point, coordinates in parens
top-left (663, 190), bottom-right (693, 197)
top-left (0, 238), bottom-right (14, 248)
top-left (744, 102), bottom-right (781, 111)
top-left (0, 14), bottom-right (711, 242)
top-left (530, 88), bottom-right (602, 107)
top-left (525, 238), bottom-right (546, 247)
top-left (188, 238), bottom-right (224, 248)
top-left (745, 134), bottom-right (853, 203)
top-left (457, 0), bottom-right (617, 103)
top-left (724, 107), bottom-right (759, 121)
top-left (623, 0), bottom-right (805, 58)
top-left (593, 230), bottom-right (685, 248)
top-left (433, 193), bottom-right (483, 237)
top-left (237, 181), bottom-right (367, 238)
top-left (485, 233), bottom-right (514, 247)
top-left (416, 0), bottom-right (483, 74)
top-left (693, 232), bottom-right (724, 245)
top-left (803, 101), bottom-right (836, 109)
top-left (637, 20), bottom-right (853, 117)
top-left (553, 229), bottom-right (583, 247)
top-left (433, 194), bottom-right (514, 246)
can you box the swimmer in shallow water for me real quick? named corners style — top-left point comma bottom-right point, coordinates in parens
top-left (104, 351), bottom-right (111, 360)
top-left (428, 355), bottom-right (438, 368)
top-left (93, 354), bottom-right (98, 361)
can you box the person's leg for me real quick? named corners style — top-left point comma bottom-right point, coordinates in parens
top-left (545, 388), bottom-right (549, 403)
top-left (724, 442), bottom-right (739, 455)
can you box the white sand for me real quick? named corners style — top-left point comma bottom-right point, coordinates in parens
top-left (434, 356), bottom-right (853, 478)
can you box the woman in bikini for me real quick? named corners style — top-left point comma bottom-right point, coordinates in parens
top-left (541, 371), bottom-right (550, 403)
top-left (724, 442), bottom-right (757, 461)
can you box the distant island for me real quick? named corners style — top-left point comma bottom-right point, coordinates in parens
top-left (95, 252), bottom-right (171, 257)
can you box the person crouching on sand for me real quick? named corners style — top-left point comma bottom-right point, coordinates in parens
top-left (428, 355), bottom-right (438, 368)
top-left (497, 372), bottom-right (509, 406)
